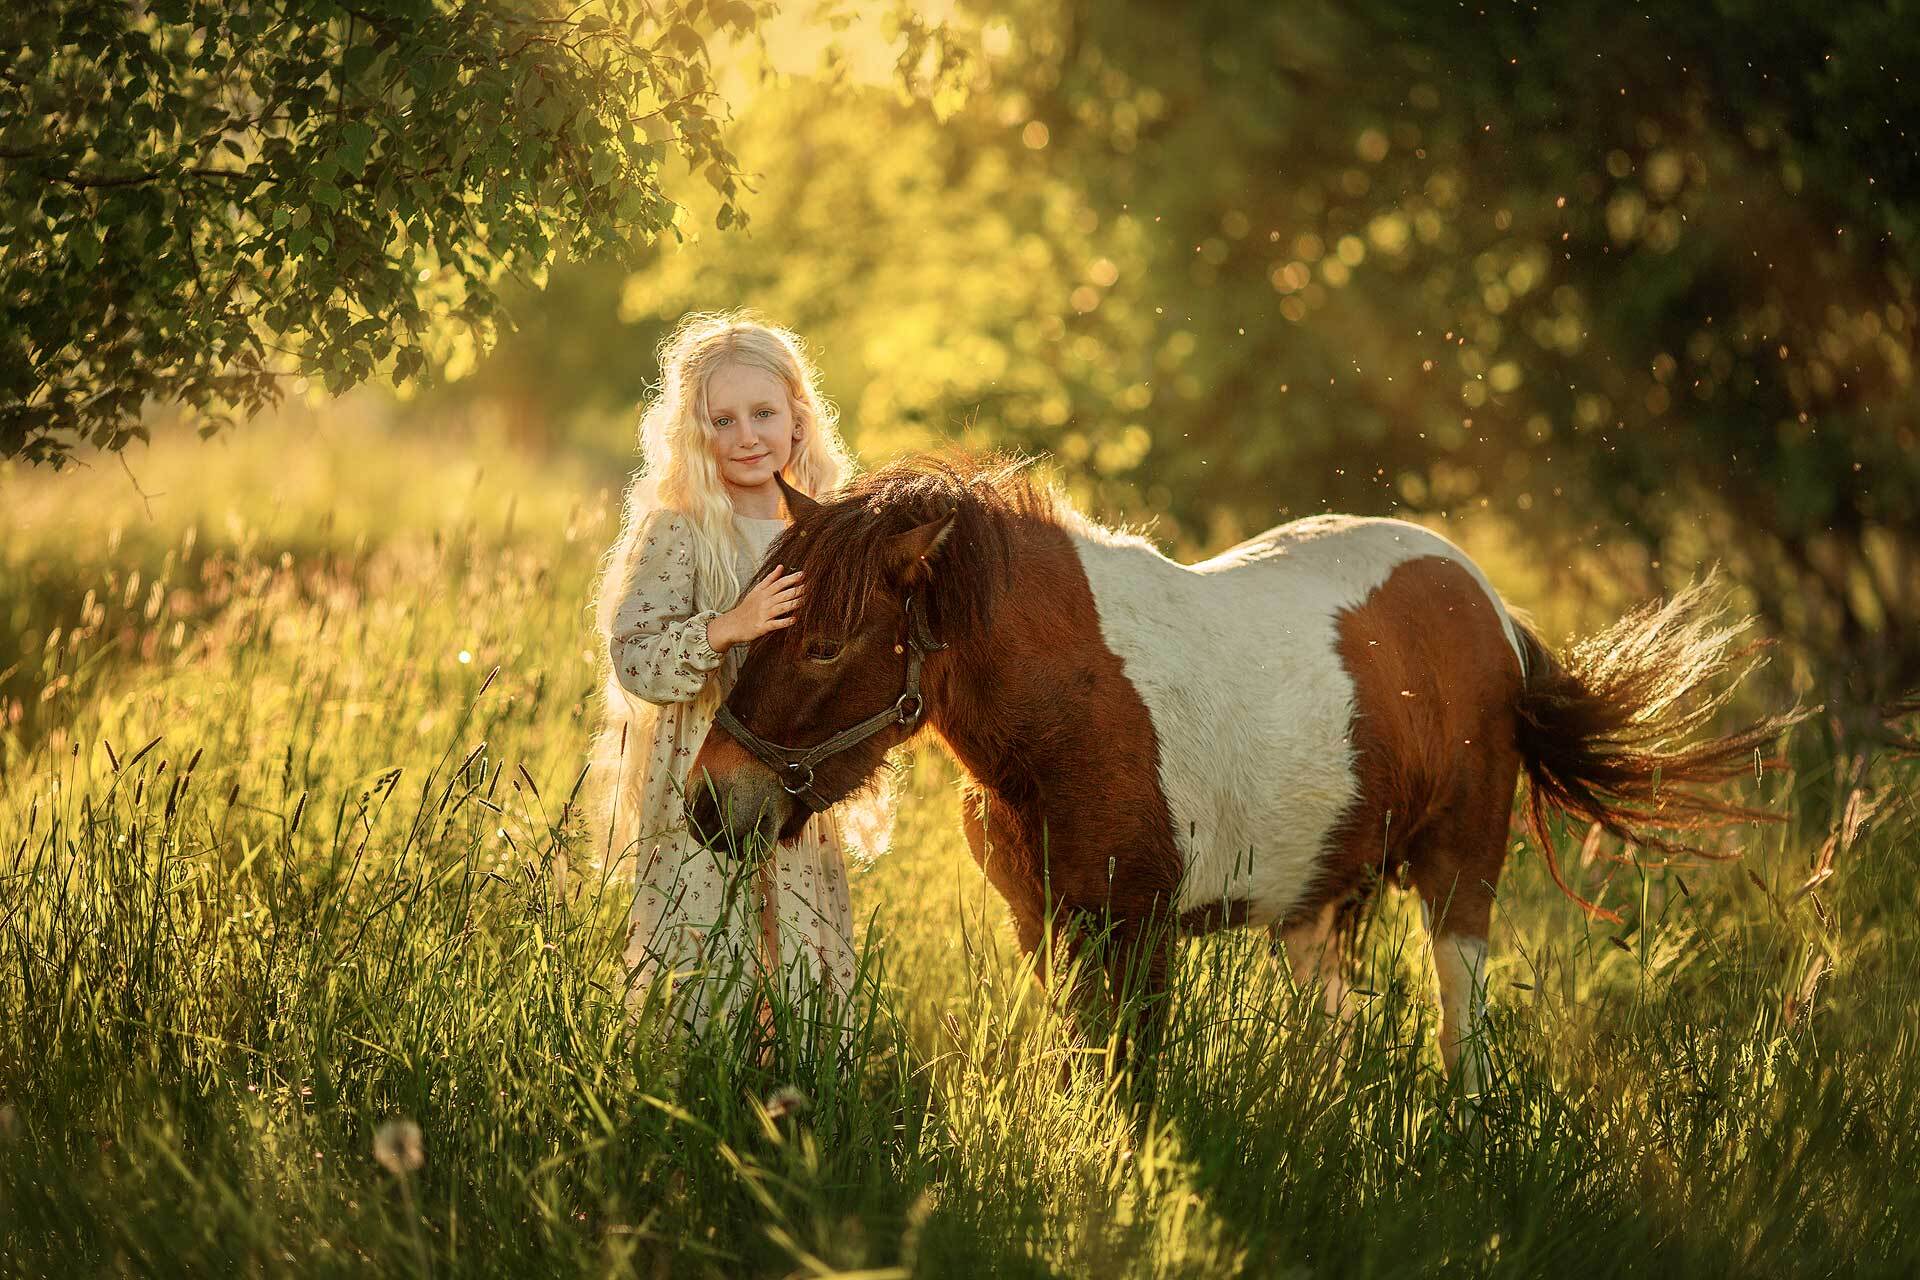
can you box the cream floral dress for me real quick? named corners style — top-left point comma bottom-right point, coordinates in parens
top-left (606, 509), bottom-right (871, 1035)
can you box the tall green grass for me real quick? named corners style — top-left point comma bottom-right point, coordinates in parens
top-left (3, 413), bottom-right (1916, 1277)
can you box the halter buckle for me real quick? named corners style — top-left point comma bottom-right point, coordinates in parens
top-left (779, 761), bottom-right (815, 795)
top-left (895, 692), bottom-right (925, 725)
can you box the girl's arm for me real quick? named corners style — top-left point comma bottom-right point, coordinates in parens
top-left (607, 512), bottom-right (727, 705)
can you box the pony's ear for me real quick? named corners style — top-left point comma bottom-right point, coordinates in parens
top-left (775, 471), bottom-right (822, 520)
top-left (885, 508), bottom-right (958, 586)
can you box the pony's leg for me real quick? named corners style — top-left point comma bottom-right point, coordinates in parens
top-left (1011, 903), bottom-right (1092, 1009)
top-left (1424, 908), bottom-right (1491, 1093)
top-left (963, 792), bottom-right (1110, 1053)
top-left (1019, 904), bottom-right (1174, 1084)
top-left (1106, 914), bottom-right (1174, 1071)
top-left (1273, 896), bottom-right (1356, 1020)
top-left (1048, 913), bottom-right (1126, 1045)
top-left (1036, 909), bottom-right (1176, 1095)
top-left (1005, 903), bottom-right (1110, 1090)
top-left (1408, 754), bottom-right (1516, 1094)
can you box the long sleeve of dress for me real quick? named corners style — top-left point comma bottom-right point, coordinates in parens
top-left (609, 513), bottom-right (728, 706)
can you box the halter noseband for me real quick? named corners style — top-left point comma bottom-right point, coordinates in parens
top-left (711, 592), bottom-right (946, 813)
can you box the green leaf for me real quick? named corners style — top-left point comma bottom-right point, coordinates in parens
top-left (70, 230), bottom-right (102, 269)
top-left (341, 122), bottom-right (374, 173)
top-left (342, 43), bottom-right (377, 81)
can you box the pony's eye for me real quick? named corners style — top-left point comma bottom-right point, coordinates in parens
top-left (804, 638), bottom-right (844, 664)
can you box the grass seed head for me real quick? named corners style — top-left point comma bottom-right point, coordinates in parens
top-left (764, 1085), bottom-right (810, 1121)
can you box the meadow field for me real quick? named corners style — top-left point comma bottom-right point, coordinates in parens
top-left (2, 413), bottom-right (1916, 1278)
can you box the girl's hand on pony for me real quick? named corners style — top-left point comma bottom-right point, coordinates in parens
top-left (708, 566), bottom-right (804, 653)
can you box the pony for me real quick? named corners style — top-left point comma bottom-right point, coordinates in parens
top-left (684, 455), bottom-right (1787, 1088)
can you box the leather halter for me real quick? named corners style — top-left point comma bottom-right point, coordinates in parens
top-left (712, 593), bottom-right (945, 813)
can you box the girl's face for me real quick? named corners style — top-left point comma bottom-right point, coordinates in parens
top-left (704, 361), bottom-right (799, 494)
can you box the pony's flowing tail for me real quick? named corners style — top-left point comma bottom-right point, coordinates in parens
top-left (1512, 579), bottom-right (1800, 918)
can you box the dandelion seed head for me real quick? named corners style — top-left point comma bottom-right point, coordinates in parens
top-left (374, 1117), bottom-right (425, 1174)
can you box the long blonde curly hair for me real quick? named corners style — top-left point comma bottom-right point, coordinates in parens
top-left (615, 312), bottom-right (852, 614)
top-left (585, 312), bottom-right (891, 873)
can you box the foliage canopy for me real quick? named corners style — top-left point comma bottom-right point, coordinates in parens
top-left (0, 0), bottom-right (756, 465)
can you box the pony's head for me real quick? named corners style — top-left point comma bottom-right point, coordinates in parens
top-left (685, 455), bottom-right (1039, 849)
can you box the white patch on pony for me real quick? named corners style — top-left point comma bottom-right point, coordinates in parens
top-left (1070, 515), bottom-right (1525, 925)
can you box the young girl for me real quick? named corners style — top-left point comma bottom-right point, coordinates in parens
top-left (589, 312), bottom-right (891, 1036)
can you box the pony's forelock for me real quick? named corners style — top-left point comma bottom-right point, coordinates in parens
top-left (765, 453), bottom-right (1061, 643)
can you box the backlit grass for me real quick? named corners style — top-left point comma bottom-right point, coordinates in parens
top-left (3, 410), bottom-right (1915, 1277)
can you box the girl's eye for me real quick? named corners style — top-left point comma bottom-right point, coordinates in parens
top-left (755, 408), bottom-right (774, 418)
top-left (804, 639), bottom-right (844, 664)
top-left (713, 416), bottom-right (731, 428)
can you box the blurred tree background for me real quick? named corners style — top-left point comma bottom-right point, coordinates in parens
top-left (419, 0), bottom-right (1918, 771)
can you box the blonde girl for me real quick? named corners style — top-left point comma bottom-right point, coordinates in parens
top-left (589, 311), bottom-right (891, 1035)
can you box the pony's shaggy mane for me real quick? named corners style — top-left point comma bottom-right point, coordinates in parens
top-left (762, 452), bottom-right (1104, 642)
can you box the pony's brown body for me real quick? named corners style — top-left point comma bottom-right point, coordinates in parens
top-left (688, 458), bottom-right (1785, 1087)
top-left (930, 517), bottom-right (1184, 995)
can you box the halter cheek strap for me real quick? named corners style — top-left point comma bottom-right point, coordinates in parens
top-left (711, 593), bottom-right (946, 813)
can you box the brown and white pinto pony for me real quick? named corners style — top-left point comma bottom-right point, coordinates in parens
top-left (687, 456), bottom-right (1784, 1089)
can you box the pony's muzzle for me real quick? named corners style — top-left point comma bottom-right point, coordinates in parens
top-left (685, 733), bottom-right (796, 854)
top-left (684, 769), bottom-right (784, 854)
